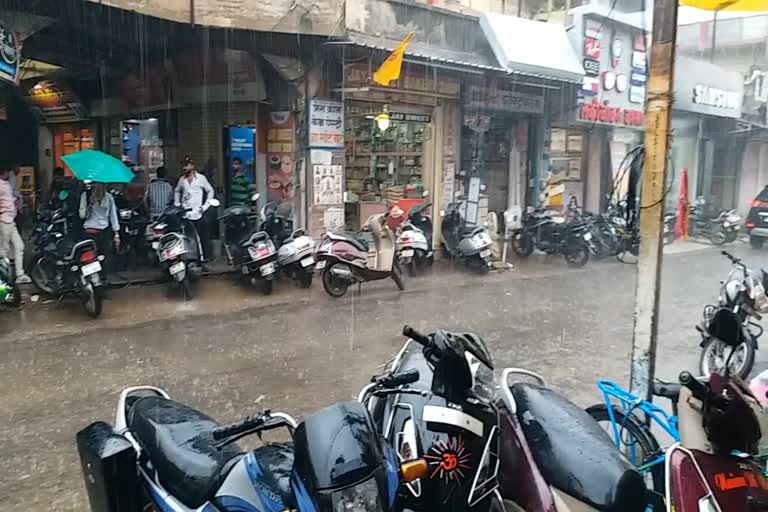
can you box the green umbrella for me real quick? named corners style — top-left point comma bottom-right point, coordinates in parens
top-left (62, 150), bottom-right (135, 184)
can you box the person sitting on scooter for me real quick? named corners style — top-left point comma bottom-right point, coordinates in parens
top-left (174, 156), bottom-right (215, 272)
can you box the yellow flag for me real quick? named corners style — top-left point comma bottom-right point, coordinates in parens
top-left (373, 32), bottom-right (415, 87)
top-left (679, 0), bottom-right (768, 10)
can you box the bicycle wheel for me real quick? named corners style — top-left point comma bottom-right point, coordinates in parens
top-left (586, 403), bottom-right (665, 493)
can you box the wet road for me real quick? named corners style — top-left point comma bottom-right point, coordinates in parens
top-left (0, 244), bottom-right (764, 510)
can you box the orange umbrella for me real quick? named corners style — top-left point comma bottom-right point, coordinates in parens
top-left (675, 168), bottom-right (690, 240)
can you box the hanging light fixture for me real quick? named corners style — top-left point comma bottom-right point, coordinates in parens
top-left (375, 106), bottom-right (391, 132)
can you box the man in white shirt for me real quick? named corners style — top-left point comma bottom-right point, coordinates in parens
top-left (174, 156), bottom-right (215, 267)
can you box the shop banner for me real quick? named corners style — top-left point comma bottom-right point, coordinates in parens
top-left (267, 111), bottom-right (294, 204)
top-left (229, 126), bottom-right (256, 184)
top-left (309, 99), bottom-right (344, 148)
top-left (0, 23), bottom-right (19, 85)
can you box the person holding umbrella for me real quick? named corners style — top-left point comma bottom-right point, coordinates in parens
top-left (79, 182), bottom-right (120, 278)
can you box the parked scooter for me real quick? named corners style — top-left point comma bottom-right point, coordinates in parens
top-left (219, 194), bottom-right (279, 295)
top-left (360, 325), bottom-right (501, 511)
top-left (76, 385), bottom-right (429, 512)
top-left (396, 201), bottom-right (433, 276)
top-left (666, 308), bottom-right (768, 512)
top-left (29, 234), bottom-right (106, 317)
top-left (0, 257), bottom-right (21, 308)
top-left (315, 212), bottom-right (404, 298)
top-left (688, 198), bottom-right (743, 245)
top-left (441, 202), bottom-right (493, 272)
top-left (261, 201), bottom-right (315, 288)
top-left (151, 198), bottom-right (221, 300)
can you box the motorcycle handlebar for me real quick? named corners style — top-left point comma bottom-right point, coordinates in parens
top-left (212, 412), bottom-right (267, 441)
top-left (721, 250), bottom-right (744, 267)
top-left (378, 369), bottom-right (420, 388)
top-left (403, 325), bottom-right (430, 346)
top-left (679, 371), bottom-right (711, 402)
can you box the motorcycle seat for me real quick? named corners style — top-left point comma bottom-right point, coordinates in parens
top-left (652, 381), bottom-right (681, 403)
top-left (511, 383), bottom-right (646, 512)
top-left (127, 396), bottom-right (242, 508)
top-left (461, 226), bottom-right (483, 237)
top-left (327, 232), bottom-right (369, 252)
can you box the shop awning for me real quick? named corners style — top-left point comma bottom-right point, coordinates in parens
top-left (343, 32), bottom-right (506, 74)
top-left (479, 13), bottom-right (585, 83)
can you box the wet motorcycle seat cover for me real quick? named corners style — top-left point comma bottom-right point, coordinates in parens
top-left (511, 383), bottom-right (646, 512)
top-left (127, 396), bottom-right (242, 508)
top-left (327, 232), bottom-right (369, 252)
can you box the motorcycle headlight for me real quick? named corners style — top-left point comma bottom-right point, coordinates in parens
top-left (332, 477), bottom-right (384, 512)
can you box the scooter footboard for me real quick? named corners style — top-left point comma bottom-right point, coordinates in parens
top-left (76, 421), bottom-right (143, 512)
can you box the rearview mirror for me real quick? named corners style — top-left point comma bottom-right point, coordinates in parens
top-left (400, 459), bottom-right (428, 482)
top-left (210, 198), bottom-right (221, 208)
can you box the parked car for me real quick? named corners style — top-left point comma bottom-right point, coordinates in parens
top-left (746, 186), bottom-right (768, 248)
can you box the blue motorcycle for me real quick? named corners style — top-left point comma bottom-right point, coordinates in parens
top-left (76, 383), bottom-right (427, 512)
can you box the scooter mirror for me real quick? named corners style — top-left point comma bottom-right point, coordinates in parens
top-left (210, 198), bottom-right (221, 208)
top-left (251, 193), bottom-right (261, 202)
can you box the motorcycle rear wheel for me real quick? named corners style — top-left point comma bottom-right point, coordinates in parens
top-left (564, 243), bottom-right (589, 268)
top-left (392, 262), bottom-right (405, 291)
top-left (298, 271), bottom-right (313, 288)
top-left (261, 279), bottom-right (274, 295)
top-left (511, 233), bottom-right (534, 257)
top-left (709, 227), bottom-right (727, 246)
top-left (180, 278), bottom-right (194, 301)
top-left (699, 337), bottom-right (754, 380)
top-left (30, 257), bottom-right (56, 296)
top-left (322, 265), bottom-right (349, 298)
top-left (81, 284), bottom-right (103, 318)
top-left (586, 404), bottom-right (665, 494)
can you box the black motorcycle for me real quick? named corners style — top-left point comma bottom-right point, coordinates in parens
top-left (220, 203), bottom-right (278, 295)
top-left (29, 234), bottom-right (106, 317)
top-left (113, 191), bottom-right (148, 270)
top-left (360, 325), bottom-right (501, 512)
top-left (511, 209), bottom-right (591, 267)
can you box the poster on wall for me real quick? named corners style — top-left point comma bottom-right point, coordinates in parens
top-left (313, 165), bottom-right (343, 205)
top-left (0, 23), bottom-right (20, 85)
top-left (309, 99), bottom-right (343, 148)
top-left (228, 126), bottom-right (256, 184)
top-left (267, 111), bottom-right (294, 204)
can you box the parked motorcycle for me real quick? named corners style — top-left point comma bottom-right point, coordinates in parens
top-left (261, 201), bottom-right (315, 288)
top-left (29, 234), bottom-right (106, 317)
top-left (220, 195), bottom-right (278, 295)
top-left (699, 250), bottom-right (767, 379)
top-left (114, 193), bottom-right (148, 270)
top-left (666, 309), bottom-right (768, 512)
top-left (441, 202), bottom-right (493, 272)
top-left (76, 385), bottom-right (428, 512)
top-left (512, 208), bottom-right (591, 268)
top-left (0, 257), bottom-right (21, 308)
top-left (688, 199), bottom-right (743, 245)
top-left (315, 212), bottom-right (404, 298)
top-left (360, 324), bottom-right (502, 511)
top-left (396, 202), bottom-right (433, 276)
top-left (151, 199), bottom-right (220, 300)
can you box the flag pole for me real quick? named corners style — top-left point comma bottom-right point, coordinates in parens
top-left (629, 0), bottom-right (680, 401)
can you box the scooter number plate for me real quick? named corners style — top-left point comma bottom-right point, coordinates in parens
top-left (81, 261), bottom-right (102, 277)
top-left (169, 261), bottom-right (185, 275)
top-left (316, 260), bottom-right (327, 270)
top-left (300, 256), bottom-right (315, 267)
top-left (152, 241), bottom-right (159, 249)
top-left (260, 262), bottom-right (276, 276)
top-left (401, 249), bottom-right (415, 257)
top-left (479, 249), bottom-right (491, 258)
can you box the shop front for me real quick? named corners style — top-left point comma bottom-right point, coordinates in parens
top-left (669, 56), bottom-right (744, 213)
top-left (563, 8), bottom-right (647, 213)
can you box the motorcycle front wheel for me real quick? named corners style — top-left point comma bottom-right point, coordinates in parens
top-left (81, 283), bottom-right (103, 318)
top-left (709, 227), bottom-right (727, 246)
top-left (699, 337), bottom-right (754, 380)
top-left (30, 256), bottom-right (57, 296)
top-left (322, 265), bottom-right (349, 298)
top-left (564, 242), bottom-right (590, 268)
top-left (511, 233), bottom-right (534, 257)
top-left (392, 261), bottom-right (405, 291)
top-left (725, 230), bottom-right (739, 243)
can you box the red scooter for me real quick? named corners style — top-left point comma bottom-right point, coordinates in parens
top-left (495, 368), bottom-right (648, 512)
top-left (664, 308), bottom-right (768, 512)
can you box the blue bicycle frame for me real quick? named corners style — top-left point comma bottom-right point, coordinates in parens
top-left (596, 380), bottom-right (679, 472)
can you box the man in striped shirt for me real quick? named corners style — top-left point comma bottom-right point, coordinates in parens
top-left (228, 157), bottom-right (253, 206)
top-left (145, 166), bottom-right (174, 219)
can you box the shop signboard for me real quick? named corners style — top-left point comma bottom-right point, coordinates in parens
top-left (744, 68), bottom-right (768, 125)
top-left (309, 99), bottom-right (344, 149)
top-left (0, 23), bottom-right (19, 85)
top-left (583, 59), bottom-right (600, 76)
top-left (673, 56), bottom-right (743, 119)
top-left (464, 84), bottom-right (544, 114)
top-left (228, 126), bottom-right (256, 184)
top-left (25, 79), bottom-right (87, 123)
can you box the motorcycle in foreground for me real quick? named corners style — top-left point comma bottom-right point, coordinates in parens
top-left (261, 201), bottom-right (315, 288)
top-left (396, 201), bottom-right (433, 275)
top-left (441, 202), bottom-right (493, 272)
top-left (151, 199), bottom-right (220, 300)
top-left (315, 212), bottom-right (404, 298)
top-left (699, 250), bottom-right (766, 379)
top-left (361, 325), bottom-right (500, 511)
top-left (512, 208), bottom-right (591, 268)
top-left (0, 257), bottom-right (21, 308)
top-left (666, 308), bottom-right (768, 512)
top-left (76, 385), bottom-right (429, 512)
top-left (29, 233), bottom-right (106, 317)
